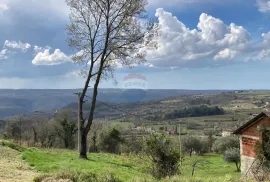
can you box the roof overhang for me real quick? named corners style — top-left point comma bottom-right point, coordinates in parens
top-left (233, 112), bottom-right (270, 135)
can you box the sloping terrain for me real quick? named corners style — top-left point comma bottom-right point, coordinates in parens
top-left (22, 148), bottom-right (240, 182)
top-left (0, 145), bottom-right (36, 182)
top-left (0, 89), bottom-right (227, 119)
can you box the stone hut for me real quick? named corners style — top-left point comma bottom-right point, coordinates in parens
top-left (233, 112), bottom-right (270, 176)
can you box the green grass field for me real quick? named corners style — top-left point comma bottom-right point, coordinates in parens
top-left (21, 148), bottom-right (242, 182)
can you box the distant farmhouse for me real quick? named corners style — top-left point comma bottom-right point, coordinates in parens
top-left (234, 112), bottom-right (270, 176)
top-left (221, 129), bottom-right (234, 137)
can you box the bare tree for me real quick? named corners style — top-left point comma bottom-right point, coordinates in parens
top-left (4, 116), bottom-right (23, 143)
top-left (66, 0), bottom-right (157, 158)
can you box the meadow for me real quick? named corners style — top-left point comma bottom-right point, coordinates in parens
top-left (19, 147), bottom-right (242, 182)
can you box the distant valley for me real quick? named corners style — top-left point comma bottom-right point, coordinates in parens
top-left (0, 89), bottom-right (231, 119)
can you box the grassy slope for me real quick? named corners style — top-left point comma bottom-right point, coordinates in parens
top-left (181, 154), bottom-right (240, 178)
top-left (0, 146), bottom-right (36, 182)
top-left (22, 148), bottom-right (241, 182)
top-left (23, 149), bottom-right (153, 181)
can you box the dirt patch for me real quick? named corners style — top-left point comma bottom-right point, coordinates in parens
top-left (0, 146), bottom-right (37, 182)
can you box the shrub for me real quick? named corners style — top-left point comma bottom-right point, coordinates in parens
top-left (2, 140), bottom-right (25, 152)
top-left (212, 137), bottom-right (239, 154)
top-left (252, 127), bottom-right (270, 181)
top-left (143, 133), bottom-right (180, 179)
top-left (223, 148), bottom-right (241, 172)
top-left (99, 128), bottom-right (124, 154)
top-left (123, 134), bottom-right (143, 154)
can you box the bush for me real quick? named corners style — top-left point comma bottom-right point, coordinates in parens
top-left (2, 140), bottom-right (25, 152)
top-left (212, 137), bottom-right (239, 154)
top-left (143, 133), bottom-right (180, 179)
top-left (122, 134), bottom-right (143, 154)
top-left (252, 128), bottom-right (270, 181)
top-left (223, 148), bottom-right (241, 172)
top-left (99, 128), bottom-right (124, 154)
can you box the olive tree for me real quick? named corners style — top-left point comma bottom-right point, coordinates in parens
top-left (223, 148), bottom-right (241, 172)
top-left (144, 133), bottom-right (180, 179)
top-left (183, 136), bottom-right (206, 157)
top-left (212, 136), bottom-right (239, 154)
top-left (66, 0), bottom-right (157, 159)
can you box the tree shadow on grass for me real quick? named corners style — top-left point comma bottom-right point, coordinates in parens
top-left (107, 162), bottom-right (133, 168)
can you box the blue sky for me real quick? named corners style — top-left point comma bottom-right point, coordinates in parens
top-left (0, 0), bottom-right (270, 89)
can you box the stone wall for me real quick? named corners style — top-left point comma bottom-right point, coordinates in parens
top-left (241, 155), bottom-right (256, 176)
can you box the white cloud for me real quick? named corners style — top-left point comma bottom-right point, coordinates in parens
top-left (214, 49), bottom-right (238, 60)
top-left (0, 3), bottom-right (8, 12)
top-left (33, 45), bottom-right (51, 53)
top-left (63, 70), bottom-right (83, 78)
top-left (257, 0), bottom-right (270, 12)
top-left (1, 0), bottom-right (68, 19)
top-left (32, 49), bottom-right (71, 65)
top-left (149, 0), bottom-right (197, 7)
top-left (0, 49), bottom-right (8, 59)
top-left (0, 76), bottom-right (84, 89)
top-left (247, 32), bottom-right (270, 61)
top-left (144, 9), bottom-right (252, 67)
top-left (148, 0), bottom-right (244, 11)
top-left (4, 40), bottom-right (31, 52)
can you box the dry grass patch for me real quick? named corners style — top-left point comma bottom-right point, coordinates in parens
top-left (0, 145), bottom-right (36, 182)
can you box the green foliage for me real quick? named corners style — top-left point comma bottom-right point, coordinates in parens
top-left (123, 134), bottom-right (144, 154)
top-left (188, 98), bottom-right (211, 105)
top-left (163, 105), bottom-right (225, 120)
top-left (159, 126), bottom-right (164, 131)
top-left (254, 141), bottom-right (270, 170)
top-left (54, 113), bottom-right (77, 149)
top-left (143, 133), bottom-right (180, 179)
top-left (3, 133), bottom-right (8, 140)
top-left (223, 148), bottom-right (241, 172)
top-left (253, 128), bottom-right (270, 180)
top-left (2, 140), bottom-right (25, 152)
top-left (204, 129), bottom-right (216, 151)
top-left (212, 137), bottom-right (239, 154)
top-left (20, 147), bottom-right (242, 181)
top-left (183, 136), bottom-right (209, 156)
top-left (3, 119), bottom-right (21, 141)
top-left (99, 128), bottom-right (124, 154)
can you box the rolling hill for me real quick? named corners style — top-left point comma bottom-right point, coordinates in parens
top-left (0, 89), bottom-right (229, 119)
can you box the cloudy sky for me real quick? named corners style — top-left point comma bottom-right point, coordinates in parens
top-left (0, 0), bottom-right (270, 89)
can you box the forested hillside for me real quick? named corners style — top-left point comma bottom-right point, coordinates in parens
top-left (0, 89), bottom-right (227, 118)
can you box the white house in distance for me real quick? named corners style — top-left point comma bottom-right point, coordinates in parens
top-left (221, 129), bottom-right (234, 137)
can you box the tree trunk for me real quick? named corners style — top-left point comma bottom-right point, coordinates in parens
top-left (236, 162), bottom-right (241, 172)
top-left (32, 127), bottom-right (38, 146)
top-left (192, 166), bottom-right (195, 176)
top-left (80, 131), bottom-right (88, 159)
top-left (64, 139), bottom-right (69, 149)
